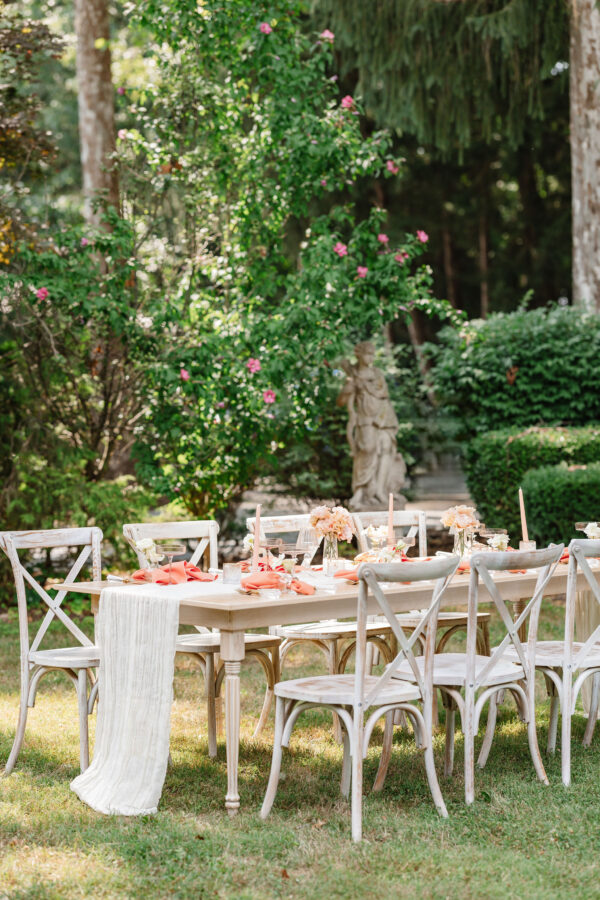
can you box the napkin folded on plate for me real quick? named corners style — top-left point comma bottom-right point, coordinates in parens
top-left (240, 571), bottom-right (315, 594)
top-left (132, 560), bottom-right (217, 585)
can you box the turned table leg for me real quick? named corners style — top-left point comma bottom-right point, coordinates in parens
top-left (220, 631), bottom-right (245, 816)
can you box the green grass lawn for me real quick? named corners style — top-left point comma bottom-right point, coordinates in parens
top-left (1, 601), bottom-right (600, 900)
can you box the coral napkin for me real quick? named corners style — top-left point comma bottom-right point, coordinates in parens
top-left (334, 569), bottom-right (359, 583)
top-left (132, 561), bottom-right (217, 585)
top-left (290, 579), bottom-right (315, 595)
top-left (241, 571), bottom-right (284, 591)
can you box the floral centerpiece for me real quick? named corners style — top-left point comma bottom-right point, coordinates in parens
top-left (487, 532), bottom-right (509, 551)
top-left (584, 522), bottom-right (600, 539)
top-left (310, 505), bottom-right (354, 574)
top-left (359, 525), bottom-right (410, 562)
top-left (441, 505), bottom-right (481, 558)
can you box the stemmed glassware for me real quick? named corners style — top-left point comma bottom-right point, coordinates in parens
top-left (296, 527), bottom-right (321, 569)
top-left (155, 540), bottom-right (186, 582)
top-left (273, 541), bottom-right (299, 590)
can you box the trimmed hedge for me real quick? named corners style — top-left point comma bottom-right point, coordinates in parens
top-left (430, 306), bottom-right (600, 438)
top-left (464, 425), bottom-right (600, 537)
top-left (523, 463), bottom-right (600, 545)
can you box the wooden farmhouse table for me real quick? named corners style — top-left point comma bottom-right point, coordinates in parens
top-left (60, 563), bottom-right (597, 815)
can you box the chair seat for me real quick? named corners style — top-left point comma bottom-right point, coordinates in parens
top-left (29, 645), bottom-right (100, 668)
top-left (394, 611), bottom-right (491, 628)
top-left (275, 673), bottom-right (422, 705)
top-left (176, 632), bottom-right (281, 654)
top-left (500, 640), bottom-right (600, 670)
top-left (272, 621), bottom-right (393, 642)
top-left (391, 652), bottom-right (525, 687)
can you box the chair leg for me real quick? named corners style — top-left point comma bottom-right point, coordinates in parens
top-left (547, 695), bottom-right (560, 755)
top-left (341, 725), bottom-right (351, 798)
top-left (560, 679), bottom-right (572, 787)
top-left (3, 688), bottom-right (29, 776)
top-left (583, 673), bottom-right (600, 748)
top-left (328, 640), bottom-right (343, 743)
top-left (463, 694), bottom-right (475, 805)
top-left (205, 652), bottom-right (218, 758)
top-left (351, 712), bottom-right (364, 842)
top-left (526, 682), bottom-right (549, 787)
top-left (420, 718), bottom-right (448, 818)
top-left (477, 691), bottom-right (499, 769)
top-left (442, 694), bottom-right (456, 777)
top-left (260, 696), bottom-right (286, 819)
top-left (251, 648), bottom-right (276, 738)
top-left (373, 710), bottom-right (394, 792)
top-left (77, 668), bottom-right (90, 772)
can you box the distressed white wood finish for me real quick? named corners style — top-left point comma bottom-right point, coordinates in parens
top-left (260, 556), bottom-right (459, 841)
top-left (391, 544), bottom-right (564, 805)
top-left (523, 539), bottom-right (600, 786)
top-left (123, 520), bottom-right (219, 571)
top-left (0, 528), bottom-right (103, 774)
top-left (122, 521), bottom-right (281, 756)
top-left (353, 509), bottom-right (427, 556)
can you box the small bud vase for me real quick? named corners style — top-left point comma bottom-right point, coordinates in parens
top-left (323, 533), bottom-right (339, 576)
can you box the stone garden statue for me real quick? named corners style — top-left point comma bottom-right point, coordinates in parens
top-left (336, 341), bottom-right (406, 510)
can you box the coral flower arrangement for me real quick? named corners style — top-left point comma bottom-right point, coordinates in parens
top-left (441, 505), bottom-right (481, 557)
top-left (309, 505), bottom-right (354, 541)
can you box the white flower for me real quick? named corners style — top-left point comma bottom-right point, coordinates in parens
top-left (584, 522), bottom-right (600, 539)
top-left (393, 538), bottom-right (409, 556)
top-left (135, 538), bottom-right (155, 552)
top-left (366, 524), bottom-right (388, 545)
top-left (487, 533), bottom-right (509, 551)
top-left (242, 533), bottom-right (254, 551)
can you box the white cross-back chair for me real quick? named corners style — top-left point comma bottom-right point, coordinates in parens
top-left (389, 544), bottom-right (564, 804)
top-left (0, 528), bottom-right (103, 774)
top-left (123, 521), bottom-right (281, 757)
top-left (510, 538), bottom-right (600, 786)
top-left (260, 555), bottom-right (460, 842)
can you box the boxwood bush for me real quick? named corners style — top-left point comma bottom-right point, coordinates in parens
top-left (523, 463), bottom-right (600, 545)
top-left (464, 425), bottom-right (600, 536)
top-left (430, 305), bottom-right (600, 438)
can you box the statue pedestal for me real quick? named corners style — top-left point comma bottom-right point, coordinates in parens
top-left (349, 493), bottom-right (406, 513)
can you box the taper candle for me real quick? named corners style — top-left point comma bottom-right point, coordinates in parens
top-left (251, 503), bottom-right (261, 573)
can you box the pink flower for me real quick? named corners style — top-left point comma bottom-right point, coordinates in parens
top-left (333, 241), bottom-right (348, 257)
top-left (386, 160), bottom-right (399, 174)
top-left (395, 250), bottom-right (409, 264)
top-left (259, 22), bottom-right (272, 34)
top-left (341, 95), bottom-right (354, 109)
top-left (263, 389), bottom-right (276, 404)
top-left (117, 86), bottom-right (125, 95)
top-left (417, 230), bottom-right (429, 243)
top-left (216, 401), bottom-right (225, 408)
top-left (180, 368), bottom-right (190, 381)
top-left (36, 287), bottom-right (49, 301)
top-left (118, 129), bottom-right (127, 140)
top-left (320, 29), bottom-right (335, 42)
top-left (377, 233), bottom-right (389, 244)
top-left (356, 266), bottom-right (368, 278)
top-left (320, 178), bottom-right (327, 187)
top-left (80, 237), bottom-right (89, 247)
top-left (247, 357), bottom-right (261, 374)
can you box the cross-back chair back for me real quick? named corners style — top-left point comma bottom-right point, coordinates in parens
top-left (565, 539), bottom-right (600, 680)
top-left (468, 545), bottom-right (563, 702)
top-left (353, 509), bottom-right (427, 556)
top-left (0, 528), bottom-right (102, 660)
top-left (123, 520), bottom-right (219, 571)
top-left (0, 527), bottom-right (103, 774)
top-left (246, 513), bottom-right (314, 549)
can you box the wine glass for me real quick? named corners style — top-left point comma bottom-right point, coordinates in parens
top-left (155, 540), bottom-right (186, 582)
top-left (296, 527), bottom-right (321, 569)
top-left (274, 541), bottom-right (299, 590)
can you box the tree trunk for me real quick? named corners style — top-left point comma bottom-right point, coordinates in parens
top-left (570, 0), bottom-right (600, 309)
top-left (442, 219), bottom-right (457, 307)
top-left (74, 0), bottom-right (119, 223)
top-left (478, 211), bottom-right (489, 319)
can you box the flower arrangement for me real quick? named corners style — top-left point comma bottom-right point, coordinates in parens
top-left (440, 505), bottom-right (480, 532)
top-left (487, 533), bottom-right (509, 551)
top-left (135, 538), bottom-right (164, 565)
top-left (584, 522), bottom-right (600, 539)
top-left (441, 505), bottom-right (481, 558)
top-left (309, 505), bottom-right (354, 541)
top-left (366, 524), bottom-right (388, 548)
top-left (242, 533), bottom-right (255, 552)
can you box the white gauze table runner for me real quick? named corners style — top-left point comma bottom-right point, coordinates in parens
top-left (71, 585), bottom-right (180, 815)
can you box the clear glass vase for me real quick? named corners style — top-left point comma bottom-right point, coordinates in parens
top-left (453, 529), bottom-right (473, 558)
top-left (323, 533), bottom-right (339, 576)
